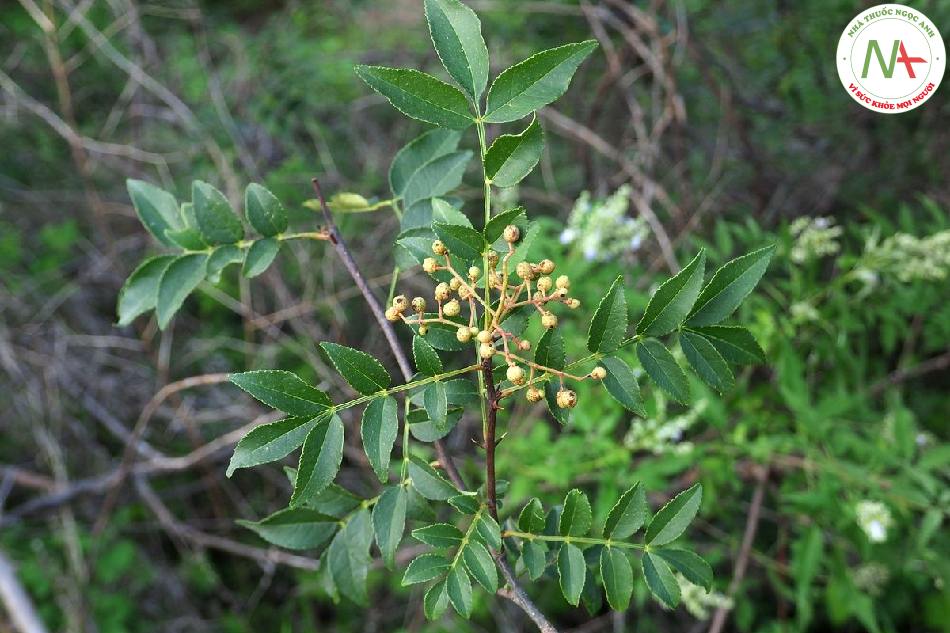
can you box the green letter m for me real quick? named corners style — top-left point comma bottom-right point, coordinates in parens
top-left (862, 40), bottom-right (899, 78)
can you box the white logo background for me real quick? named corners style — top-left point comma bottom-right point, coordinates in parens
top-left (837, 4), bottom-right (945, 113)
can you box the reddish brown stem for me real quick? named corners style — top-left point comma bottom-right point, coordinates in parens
top-left (481, 358), bottom-right (499, 520)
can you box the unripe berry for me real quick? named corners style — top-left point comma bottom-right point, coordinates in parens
top-left (555, 275), bottom-right (570, 290)
top-left (385, 307), bottom-right (400, 322)
top-left (556, 389), bottom-right (577, 409)
top-left (506, 364), bottom-right (526, 385)
top-left (458, 285), bottom-right (472, 300)
top-left (443, 299), bottom-right (461, 317)
top-left (541, 311), bottom-right (558, 329)
top-left (539, 259), bottom-right (556, 274)
top-left (590, 366), bottom-right (607, 380)
top-left (516, 261), bottom-right (534, 280)
top-left (434, 283), bottom-right (450, 302)
top-left (533, 291), bottom-right (544, 301)
top-left (525, 387), bottom-right (544, 403)
top-left (456, 327), bottom-right (472, 343)
top-left (517, 339), bottom-right (531, 351)
top-left (490, 272), bottom-right (504, 287)
top-left (537, 276), bottom-right (553, 292)
top-left (476, 330), bottom-right (493, 344)
top-left (568, 298), bottom-right (581, 309)
top-left (432, 240), bottom-right (448, 255)
top-left (419, 324), bottom-right (429, 335)
top-left (392, 295), bottom-right (409, 312)
top-left (503, 225), bottom-right (520, 243)
top-left (479, 343), bottom-right (495, 359)
top-left (468, 266), bottom-right (481, 281)
top-left (469, 326), bottom-right (479, 336)
top-left (487, 251), bottom-right (500, 267)
top-left (423, 258), bottom-right (438, 273)
top-left (449, 277), bottom-right (462, 291)
top-left (411, 297), bottom-right (426, 313)
top-left (556, 287), bottom-right (569, 298)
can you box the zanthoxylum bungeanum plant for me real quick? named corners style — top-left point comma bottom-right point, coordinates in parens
top-left (116, 0), bottom-right (773, 628)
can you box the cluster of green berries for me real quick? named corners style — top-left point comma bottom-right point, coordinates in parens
top-left (386, 225), bottom-right (607, 409)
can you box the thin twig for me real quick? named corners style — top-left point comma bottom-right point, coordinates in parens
top-left (92, 373), bottom-right (231, 533)
top-left (310, 177), bottom-right (465, 490)
top-left (707, 465), bottom-right (769, 633)
top-left (495, 552), bottom-right (558, 633)
top-left (482, 357), bottom-right (499, 520)
top-left (0, 548), bottom-right (49, 633)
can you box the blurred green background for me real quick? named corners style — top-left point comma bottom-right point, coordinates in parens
top-left (0, 1), bottom-right (947, 632)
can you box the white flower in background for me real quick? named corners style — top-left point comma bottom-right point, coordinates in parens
top-left (790, 301), bottom-right (820, 323)
top-left (851, 563), bottom-right (890, 596)
top-left (860, 229), bottom-right (950, 282)
top-left (560, 185), bottom-right (650, 261)
top-left (855, 500), bottom-right (893, 543)
top-left (789, 216), bottom-right (843, 263)
top-left (625, 396), bottom-right (706, 455)
top-left (676, 574), bottom-right (732, 620)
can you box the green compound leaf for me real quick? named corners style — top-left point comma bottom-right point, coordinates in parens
top-left (390, 129), bottom-right (463, 197)
top-left (244, 183), bottom-right (287, 237)
top-left (587, 275), bottom-right (627, 354)
top-left (680, 330), bottom-right (735, 392)
top-left (432, 222), bottom-right (485, 261)
top-left (227, 415), bottom-right (323, 477)
top-left (557, 543), bottom-right (586, 606)
top-left (290, 416), bottom-right (345, 506)
top-left (408, 455), bottom-right (458, 500)
top-left (600, 356), bottom-right (646, 416)
top-left (361, 396), bottom-right (399, 482)
top-left (637, 250), bottom-right (705, 336)
top-left (475, 512), bottom-right (502, 550)
top-left (319, 342), bottom-right (391, 395)
top-left (372, 485), bottom-right (407, 569)
top-left (600, 548), bottom-right (633, 611)
top-left (117, 255), bottom-right (174, 326)
top-left (645, 483), bottom-right (702, 546)
top-left (355, 65), bottom-right (474, 129)
top-left (484, 40), bottom-right (597, 123)
top-left (127, 179), bottom-right (182, 247)
top-left (535, 327), bottom-right (565, 371)
top-left (424, 0), bottom-right (489, 101)
top-left (156, 252), bottom-right (209, 330)
top-left (206, 244), bottom-right (244, 284)
top-left (642, 550), bottom-right (680, 608)
top-left (687, 325), bottom-right (765, 365)
top-left (423, 381), bottom-right (449, 429)
top-left (448, 494), bottom-right (480, 515)
top-left (327, 508), bottom-right (373, 605)
top-left (522, 541), bottom-right (547, 580)
top-left (603, 482), bottom-right (648, 539)
top-left (424, 578), bottom-right (450, 619)
top-left (686, 245), bottom-right (775, 327)
top-left (636, 338), bottom-right (690, 404)
top-left (484, 117), bottom-right (543, 187)
top-left (229, 370), bottom-right (332, 417)
top-left (242, 237), bottom-right (280, 278)
top-left (192, 180), bottom-right (244, 245)
top-left (462, 540), bottom-right (498, 592)
top-left (447, 564), bottom-right (473, 617)
top-left (483, 206), bottom-right (526, 243)
top-left (402, 553), bottom-right (450, 585)
top-left (518, 497), bottom-right (545, 533)
top-left (412, 522), bottom-right (464, 548)
top-left (559, 489), bottom-right (592, 537)
top-left (413, 336), bottom-right (444, 376)
top-left (237, 507), bottom-right (338, 550)
top-left (403, 151), bottom-right (473, 208)
top-left (655, 548), bottom-right (713, 591)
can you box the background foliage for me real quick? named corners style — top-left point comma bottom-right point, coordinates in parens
top-left (0, 1), bottom-right (947, 632)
